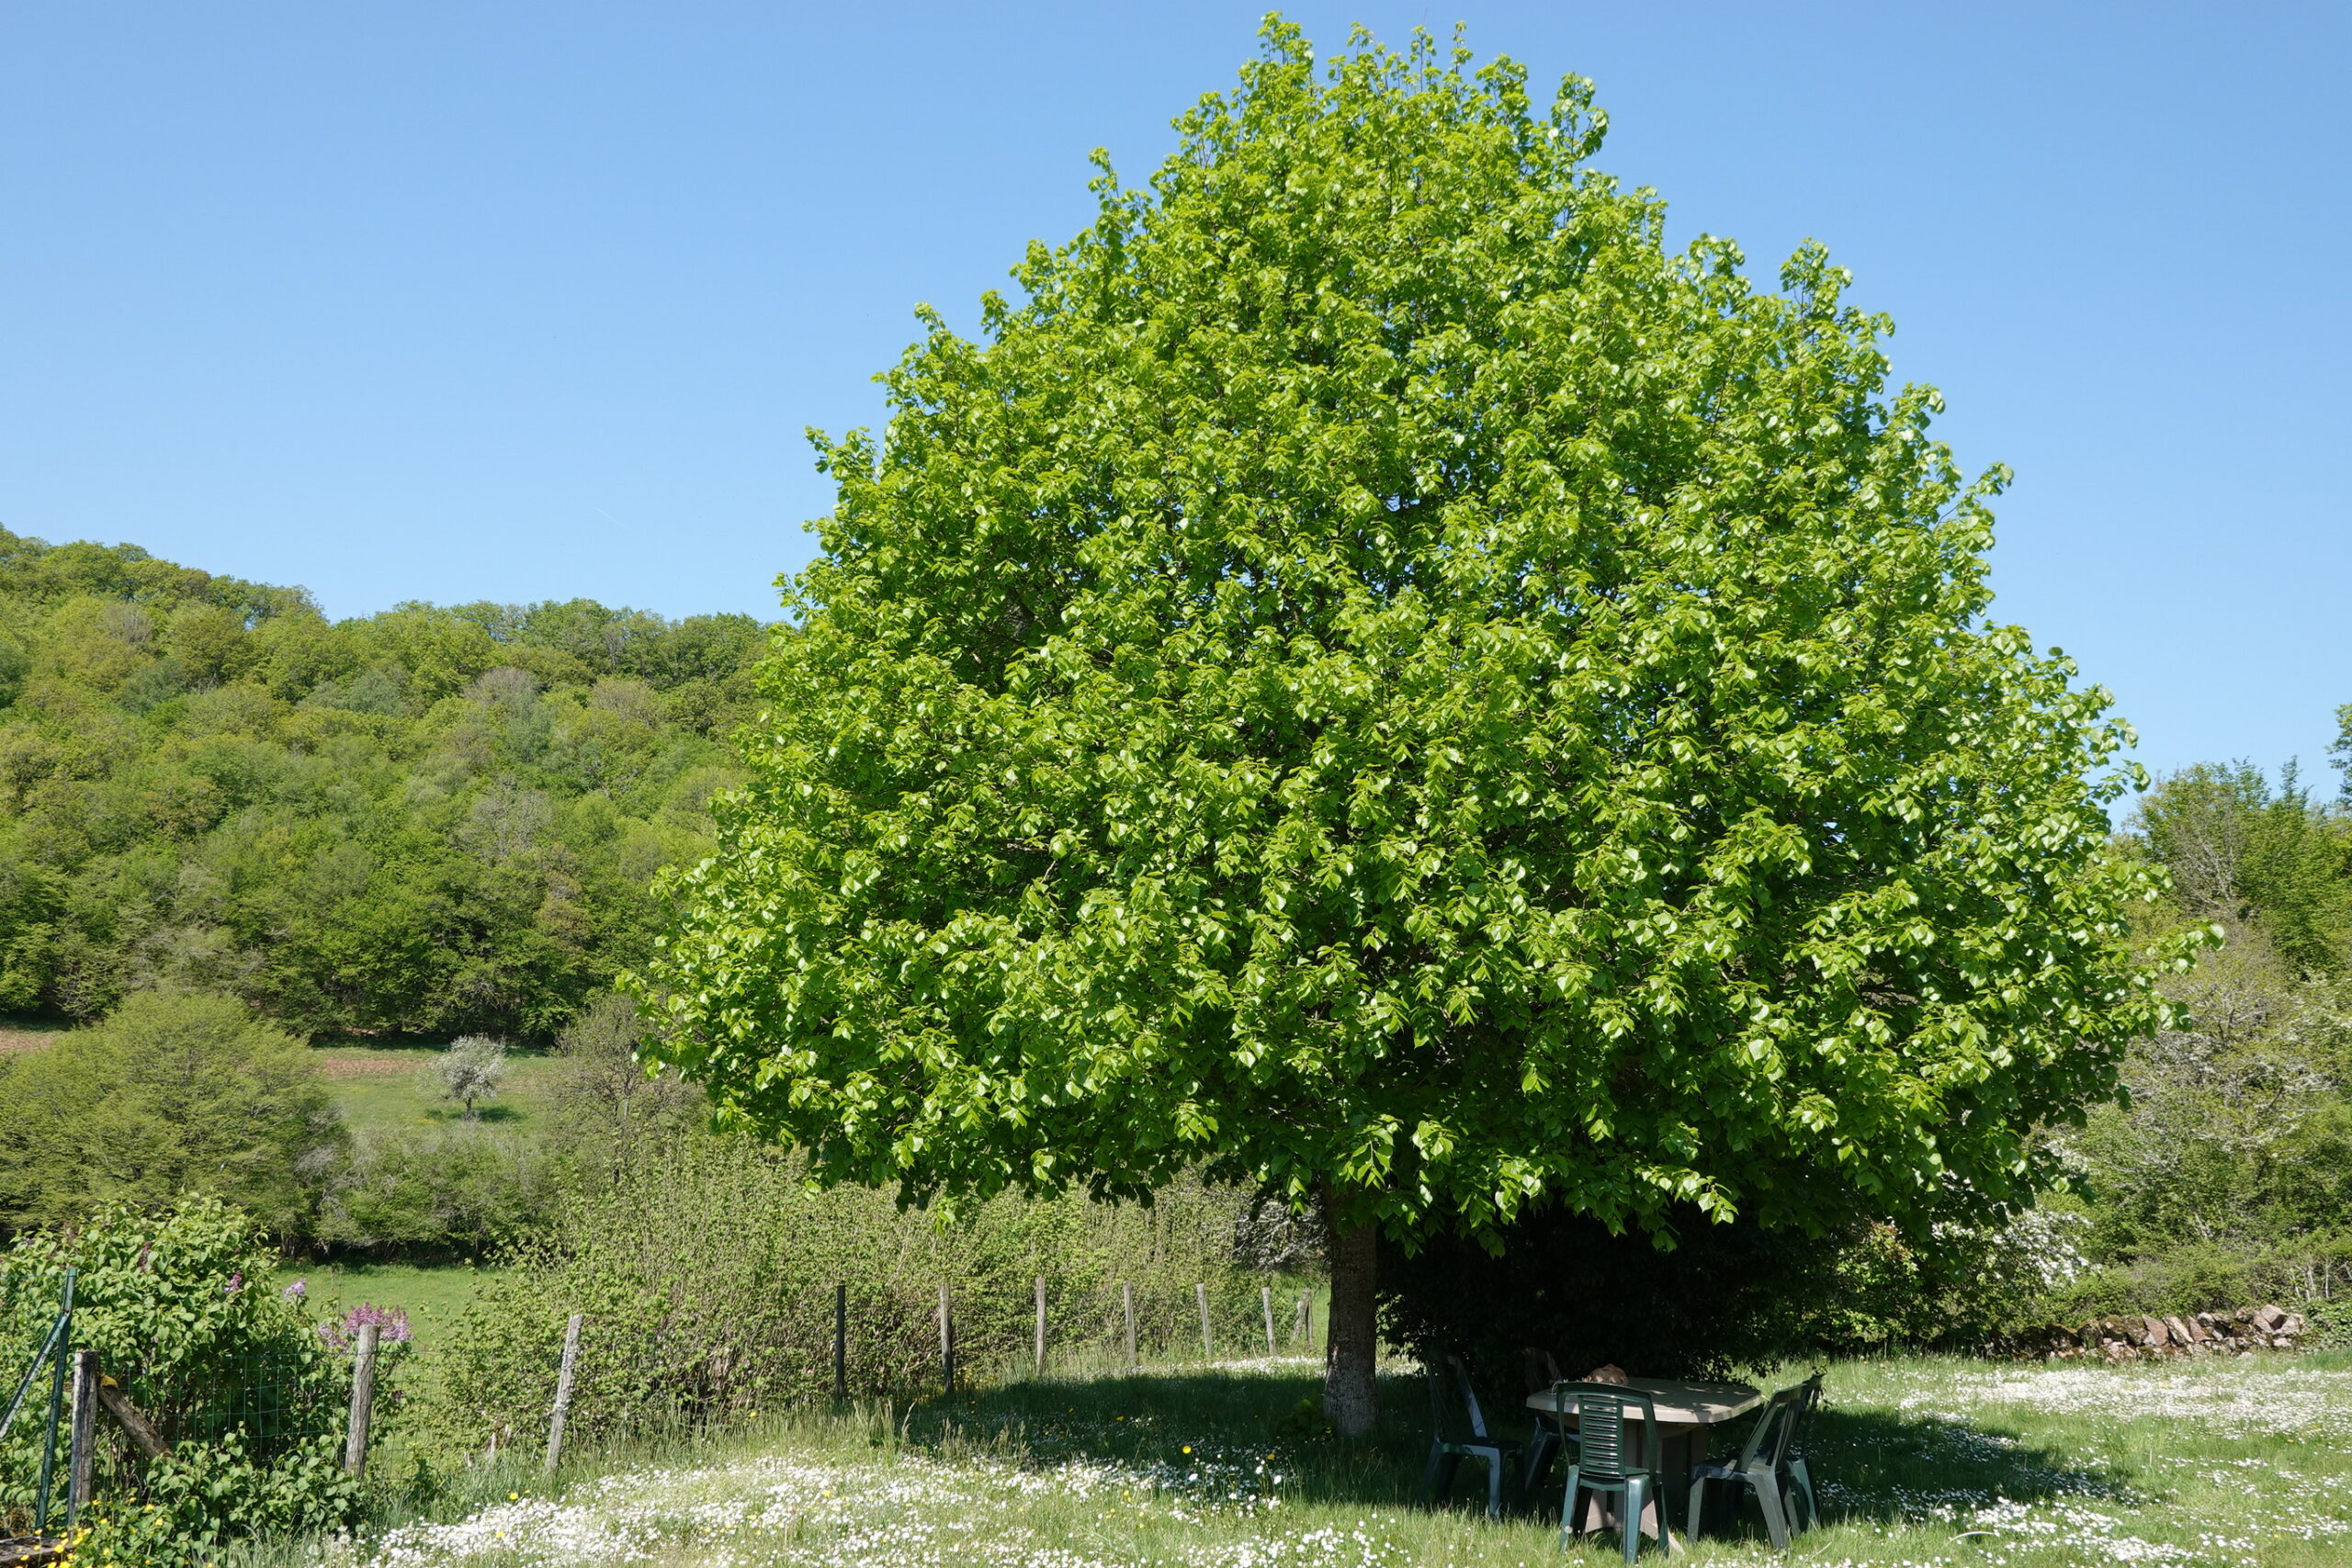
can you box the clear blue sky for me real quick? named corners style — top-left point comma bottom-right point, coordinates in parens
top-left (4, 2), bottom-right (2344, 788)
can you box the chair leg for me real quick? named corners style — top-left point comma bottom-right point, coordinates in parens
top-left (1558, 1466), bottom-right (1583, 1550)
top-left (1621, 1475), bottom-right (1646, 1563)
top-left (1686, 1475), bottom-right (1709, 1544)
top-left (1747, 1465), bottom-right (1790, 1551)
top-left (1653, 1476), bottom-right (1672, 1557)
top-left (1419, 1440), bottom-right (1450, 1506)
top-left (1787, 1458), bottom-right (1816, 1529)
top-left (1522, 1430), bottom-right (1557, 1499)
top-left (1486, 1453), bottom-right (1505, 1521)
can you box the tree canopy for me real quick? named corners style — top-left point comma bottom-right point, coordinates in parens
top-left (642, 21), bottom-right (2189, 1427)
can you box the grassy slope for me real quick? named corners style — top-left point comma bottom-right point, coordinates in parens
top-left (257, 1349), bottom-right (2352, 1567)
top-left (270, 1261), bottom-right (505, 1346)
top-left (311, 1044), bottom-right (558, 1135)
top-left (0, 1014), bottom-right (70, 1055)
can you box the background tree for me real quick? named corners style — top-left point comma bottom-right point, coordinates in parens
top-left (433, 1034), bottom-right (509, 1120)
top-left (545, 991), bottom-right (703, 1183)
top-left (2030, 762), bottom-right (2352, 1316)
top-left (643, 21), bottom-right (2188, 1433)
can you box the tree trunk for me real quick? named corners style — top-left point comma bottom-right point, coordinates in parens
top-left (1322, 1196), bottom-right (1379, 1438)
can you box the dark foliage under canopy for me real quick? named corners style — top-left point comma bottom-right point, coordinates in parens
top-left (1378, 1203), bottom-right (1844, 1386)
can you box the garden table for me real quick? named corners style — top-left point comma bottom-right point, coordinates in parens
top-left (1523, 1378), bottom-right (1763, 1540)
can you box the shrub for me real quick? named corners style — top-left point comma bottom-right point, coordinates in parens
top-left (418, 1137), bottom-right (1274, 1450)
top-left (316, 1124), bottom-right (553, 1258)
top-left (0, 1196), bottom-right (360, 1562)
top-left (0, 990), bottom-right (344, 1240)
top-left (1380, 1201), bottom-right (2086, 1388)
top-left (1379, 1203), bottom-right (1849, 1389)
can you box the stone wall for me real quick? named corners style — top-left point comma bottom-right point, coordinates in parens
top-left (2001, 1303), bottom-right (2309, 1361)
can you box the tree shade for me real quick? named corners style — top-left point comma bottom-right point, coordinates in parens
top-left (642, 21), bottom-right (2192, 1431)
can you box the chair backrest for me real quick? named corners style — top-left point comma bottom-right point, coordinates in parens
top-left (1427, 1353), bottom-right (1493, 1442)
top-left (1551, 1383), bottom-right (1658, 1480)
top-left (1781, 1372), bottom-right (1823, 1462)
top-left (1426, 1359), bottom-right (1460, 1440)
top-left (1730, 1387), bottom-right (1795, 1469)
top-left (1451, 1354), bottom-right (1493, 1440)
top-left (1521, 1347), bottom-right (1564, 1396)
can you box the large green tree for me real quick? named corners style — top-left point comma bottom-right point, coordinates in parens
top-left (644, 22), bottom-right (2187, 1430)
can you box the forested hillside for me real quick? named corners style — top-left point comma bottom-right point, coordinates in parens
top-left (0, 527), bottom-right (763, 1037)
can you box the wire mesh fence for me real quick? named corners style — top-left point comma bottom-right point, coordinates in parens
top-left (6, 1265), bottom-right (1317, 1537)
top-left (428, 1269), bottom-right (1321, 1459)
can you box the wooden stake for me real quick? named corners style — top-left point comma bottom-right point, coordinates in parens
top-left (1296, 1292), bottom-right (1312, 1348)
top-left (1261, 1286), bottom-right (1276, 1355)
top-left (344, 1324), bottom-right (380, 1477)
top-left (832, 1283), bottom-right (848, 1404)
top-left (1196, 1282), bottom-right (1214, 1357)
top-left (545, 1314), bottom-right (583, 1474)
top-left (1034, 1276), bottom-right (1047, 1377)
top-left (94, 1379), bottom-right (168, 1460)
top-left (1122, 1282), bottom-right (1136, 1370)
top-left (67, 1350), bottom-right (97, 1526)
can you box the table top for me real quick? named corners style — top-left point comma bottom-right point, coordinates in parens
top-left (1525, 1377), bottom-right (1763, 1427)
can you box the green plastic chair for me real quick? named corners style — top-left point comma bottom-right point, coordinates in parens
top-left (1554, 1383), bottom-right (1672, 1562)
top-left (1683, 1385), bottom-right (1797, 1549)
top-left (1520, 1348), bottom-right (1579, 1497)
top-left (1420, 1353), bottom-right (1521, 1519)
top-left (1781, 1373), bottom-right (1824, 1530)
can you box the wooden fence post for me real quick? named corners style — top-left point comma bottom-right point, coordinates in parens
top-left (1261, 1287), bottom-right (1276, 1355)
top-left (832, 1283), bottom-right (848, 1404)
top-left (544, 1314), bottom-right (583, 1474)
top-left (67, 1350), bottom-right (97, 1527)
top-left (344, 1324), bottom-right (379, 1477)
top-left (939, 1284), bottom-right (955, 1396)
top-left (1296, 1292), bottom-right (1312, 1348)
top-left (1122, 1282), bottom-right (1136, 1370)
top-left (1195, 1282), bottom-right (1214, 1357)
top-left (1034, 1276), bottom-right (1047, 1377)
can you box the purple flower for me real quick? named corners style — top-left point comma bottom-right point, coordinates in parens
top-left (318, 1303), bottom-right (413, 1351)
top-left (282, 1279), bottom-right (307, 1299)
top-left (225, 1271), bottom-right (243, 1293)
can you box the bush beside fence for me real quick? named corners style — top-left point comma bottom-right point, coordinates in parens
top-left (0, 1200), bottom-right (363, 1565)
top-left (414, 1139), bottom-right (1297, 1451)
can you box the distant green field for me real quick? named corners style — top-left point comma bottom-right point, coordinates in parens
top-left (270, 1260), bottom-right (509, 1345)
top-left (311, 1043), bottom-right (559, 1134)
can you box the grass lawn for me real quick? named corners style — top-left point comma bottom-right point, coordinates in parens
top-left (296, 1348), bottom-right (2352, 1567)
top-left (271, 1261), bottom-right (508, 1346)
top-left (311, 1043), bottom-right (558, 1135)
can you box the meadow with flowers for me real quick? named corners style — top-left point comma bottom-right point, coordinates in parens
top-left (196, 1348), bottom-right (2347, 1568)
